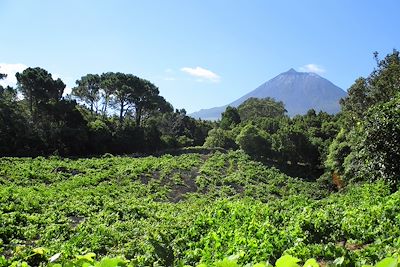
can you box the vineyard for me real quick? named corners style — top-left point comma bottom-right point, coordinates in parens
top-left (1, 151), bottom-right (399, 266)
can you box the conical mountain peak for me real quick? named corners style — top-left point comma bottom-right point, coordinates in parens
top-left (285, 68), bottom-right (297, 74)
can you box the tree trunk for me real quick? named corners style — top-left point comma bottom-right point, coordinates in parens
top-left (135, 106), bottom-right (142, 127)
top-left (119, 100), bottom-right (124, 123)
top-left (29, 89), bottom-right (33, 119)
top-left (102, 93), bottom-right (109, 117)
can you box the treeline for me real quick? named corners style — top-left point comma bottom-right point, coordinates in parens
top-left (0, 68), bottom-right (212, 156)
top-left (204, 50), bottom-right (400, 186)
top-left (1, 50), bottom-right (399, 186)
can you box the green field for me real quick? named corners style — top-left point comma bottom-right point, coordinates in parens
top-left (1, 151), bottom-right (399, 266)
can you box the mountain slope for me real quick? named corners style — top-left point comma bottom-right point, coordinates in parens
top-left (190, 68), bottom-right (347, 119)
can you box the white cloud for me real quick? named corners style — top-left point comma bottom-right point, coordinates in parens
top-left (0, 63), bottom-right (28, 87)
top-left (180, 66), bottom-right (220, 82)
top-left (299, 64), bottom-right (325, 74)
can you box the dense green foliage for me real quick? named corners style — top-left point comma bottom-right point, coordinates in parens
top-left (220, 106), bottom-right (241, 130)
top-left (0, 68), bottom-right (213, 156)
top-left (5, 253), bottom-right (400, 267)
top-left (237, 98), bottom-right (286, 122)
top-left (1, 151), bottom-right (400, 266)
top-left (326, 49), bottom-right (400, 186)
top-left (202, 50), bottom-right (400, 185)
top-left (343, 94), bottom-right (400, 186)
top-left (205, 107), bottom-right (337, 180)
top-left (1, 51), bottom-right (399, 266)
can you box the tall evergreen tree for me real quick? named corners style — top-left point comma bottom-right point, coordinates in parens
top-left (16, 67), bottom-right (65, 120)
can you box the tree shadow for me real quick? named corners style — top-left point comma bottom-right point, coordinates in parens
top-left (264, 160), bottom-right (324, 181)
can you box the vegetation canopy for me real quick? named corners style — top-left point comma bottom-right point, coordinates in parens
top-left (0, 50), bottom-right (399, 266)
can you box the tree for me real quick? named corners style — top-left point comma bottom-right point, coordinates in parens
top-left (220, 106), bottom-right (241, 130)
top-left (326, 50), bottom-right (400, 187)
top-left (112, 121), bottom-right (144, 153)
top-left (111, 73), bottom-right (138, 123)
top-left (203, 128), bottom-right (237, 149)
top-left (87, 119), bottom-right (112, 154)
top-left (100, 72), bottom-right (118, 116)
top-left (154, 109), bottom-right (212, 148)
top-left (340, 78), bottom-right (370, 124)
top-left (0, 67), bottom-right (185, 156)
top-left (43, 99), bottom-right (89, 155)
top-left (100, 73), bottom-right (172, 125)
top-left (131, 78), bottom-right (152, 125)
top-left (72, 74), bottom-right (101, 114)
top-left (130, 79), bottom-right (172, 126)
top-left (340, 49), bottom-right (400, 125)
top-left (16, 67), bottom-right (65, 120)
top-left (343, 94), bottom-right (400, 186)
top-left (0, 86), bottom-right (29, 156)
top-left (273, 126), bottom-right (319, 165)
top-left (236, 123), bottom-right (272, 161)
top-left (100, 72), bottom-right (143, 118)
top-left (237, 97), bottom-right (287, 122)
top-left (369, 50), bottom-right (400, 103)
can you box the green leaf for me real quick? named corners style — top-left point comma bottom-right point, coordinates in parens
top-left (303, 259), bottom-right (319, 267)
top-left (32, 247), bottom-right (46, 255)
top-left (275, 255), bottom-right (301, 267)
top-left (97, 257), bottom-right (127, 267)
top-left (196, 264), bottom-right (207, 267)
top-left (77, 253), bottom-right (96, 263)
top-left (375, 258), bottom-right (398, 267)
top-left (0, 256), bottom-right (7, 266)
top-left (63, 262), bottom-right (74, 267)
top-left (228, 252), bottom-right (245, 261)
top-left (215, 258), bottom-right (240, 267)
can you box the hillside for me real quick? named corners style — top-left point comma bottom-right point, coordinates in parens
top-left (190, 69), bottom-right (347, 120)
top-left (1, 151), bottom-right (399, 266)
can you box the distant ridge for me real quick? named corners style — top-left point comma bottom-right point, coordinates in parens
top-left (189, 69), bottom-right (347, 120)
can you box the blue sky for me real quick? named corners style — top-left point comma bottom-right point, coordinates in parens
top-left (1, 0), bottom-right (399, 113)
